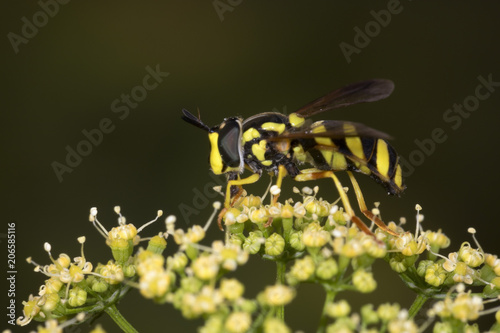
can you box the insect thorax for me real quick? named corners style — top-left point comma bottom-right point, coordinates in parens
top-left (241, 112), bottom-right (299, 175)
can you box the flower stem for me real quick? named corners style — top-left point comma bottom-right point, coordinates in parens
top-left (276, 259), bottom-right (286, 320)
top-left (104, 303), bottom-right (138, 333)
top-left (408, 293), bottom-right (429, 319)
top-left (317, 286), bottom-right (335, 333)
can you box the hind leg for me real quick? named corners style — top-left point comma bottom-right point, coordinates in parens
top-left (294, 168), bottom-right (376, 237)
top-left (346, 171), bottom-right (399, 236)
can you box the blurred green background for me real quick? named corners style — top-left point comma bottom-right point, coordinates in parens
top-left (3, 1), bottom-right (500, 332)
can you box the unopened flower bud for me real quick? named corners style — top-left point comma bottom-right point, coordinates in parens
top-left (265, 233), bottom-right (285, 256)
top-left (352, 270), bottom-right (377, 293)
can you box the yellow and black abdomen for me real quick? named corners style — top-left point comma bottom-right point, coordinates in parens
top-left (297, 121), bottom-right (405, 196)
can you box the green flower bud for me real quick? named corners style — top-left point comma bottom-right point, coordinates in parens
top-left (316, 258), bottom-right (338, 280)
top-left (465, 324), bottom-right (480, 333)
top-left (123, 263), bottom-right (136, 277)
top-left (228, 221), bottom-right (245, 234)
top-left (186, 244), bottom-right (199, 261)
top-left (262, 284), bottom-right (295, 306)
top-left (361, 304), bottom-right (379, 325)
top-left (426, 229), bottom-right (450, 249)
top-left (263, 318), bottom-right (291, 333)
top-left (265, 233), bottom-right (285, 256)
top-left (389, 256), bottom-right (408, 273)
top-left (167, 252), bottom-right (188, 272)
top-left (200, 315), bottom-right (224, 333)
top-left (377, 303), bottom-right (400, 322)
top-left (92, 280), bottom-right (108, 293)
top-left (289, 231), bottom-right (305, 251)
top-left (220, 278), bottom-right (244, 301)
top-left (110, 238), bottom-right (132, 263)
top-left (425, 263), bottom-right (447, 287)
top-left (228, 234), bottom-right (243, 246)
top-left (433, 322), bottom-right (453, 333)
top-left (42, 293), bottom-right (60, 312)
top-left (326, 317), bottom-right (356, 333)
top-left (417, 260), bottom-right (434, 277)
top-left (332, 208), bottom-right (346, 225)
top-left (302, 222), bottom-right (330, 248)
top-left (239, 299), bottom-right (257, 313)
top-left (68, 287), bottom-right (87, 307)
top-left (181, 276), bottom-right (203, 293)
top-left (362, 237), bottom-right (387, 258)
top-left (289, 256), bottom-right (315, 281)
top-left (243, 234), bottom-right (262, 254)
top-left (147, 235), bottom-right (167, 254)
top-left (192, 254), bottom-right (219, 280)
top-left (352, 270), bottom-right (377, 293)
top-left (325, 300), bottom-right (350, 318)
top-left (225, 312), bottom-right (252, 333)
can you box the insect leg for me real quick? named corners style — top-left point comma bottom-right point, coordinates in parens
top-left (217, 173), bottom-right (261, 230)
top-left (347, 171), bottom-right (399, 236)
top-left (294, 169), bottom-right (376, 237)
top-left (273, 165), bottom-right (288, 204)
top-left (264, 165), bottom-right (288, 227)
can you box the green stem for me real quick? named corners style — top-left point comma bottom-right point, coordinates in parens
top-left (317, 286), bottom-right (335, 333)
top-left (276, 260), bottom-right (286, 320)
top-left (408, 293), bottom-right (429, 319)
top-left (104, 303), bottom-right (138, 333)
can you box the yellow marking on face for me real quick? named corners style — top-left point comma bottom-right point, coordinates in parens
top-left (376, 139), bottom-right (390, 178)
top-left (208, 132), bottom-right (223, 174)
top-left (289, 113), bottom-right (305, 127)
top-left (261, 122), bottom-right (286, 134)
top-left (394, 164), bottom-right (403, 189)
top-left (312, 124), bottom-right (333, 146)
top-left (242, 127), bottom-right (260, 143)
top-left (252, 140), bottom-right (267, 161)
top-left (345, 137), bottom-right (365, 160)
top-left (261, 160), bottom-right (272, 166)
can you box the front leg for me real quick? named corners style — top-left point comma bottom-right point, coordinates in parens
top-left (217, 173), bottom-right (261, 230)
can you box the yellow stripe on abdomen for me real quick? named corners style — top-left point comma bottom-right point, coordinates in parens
top-left (345, 137), bottom-right (365, 160)
top-left (312, 124), bottom-right (333, 146)
top-left (376, 139), bottom-right (390, 178)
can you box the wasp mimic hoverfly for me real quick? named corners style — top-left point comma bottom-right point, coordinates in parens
top-left (181, 79), bottom-right (405, 237)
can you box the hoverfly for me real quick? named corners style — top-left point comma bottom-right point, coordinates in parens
top-left (182, 79), bottom-right (405, 236)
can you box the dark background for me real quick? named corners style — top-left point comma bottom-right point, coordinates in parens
top-left (3, 1), bottom-right (500, 332)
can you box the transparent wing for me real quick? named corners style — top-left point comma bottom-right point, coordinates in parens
top-left (294, 79), bottom-right (394, 118)
top-left (272, 120), bottom-right (392, 140)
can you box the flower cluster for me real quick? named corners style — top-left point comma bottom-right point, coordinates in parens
top-left (16, 206), bottom-right (162, 329)
top-left (17, 186), bottom-right (500, 332)
top-left (218, 187), bottom-right (500, 331)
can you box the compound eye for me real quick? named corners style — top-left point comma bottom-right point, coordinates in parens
top-left (218, 119), bottom-right (242, 168)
